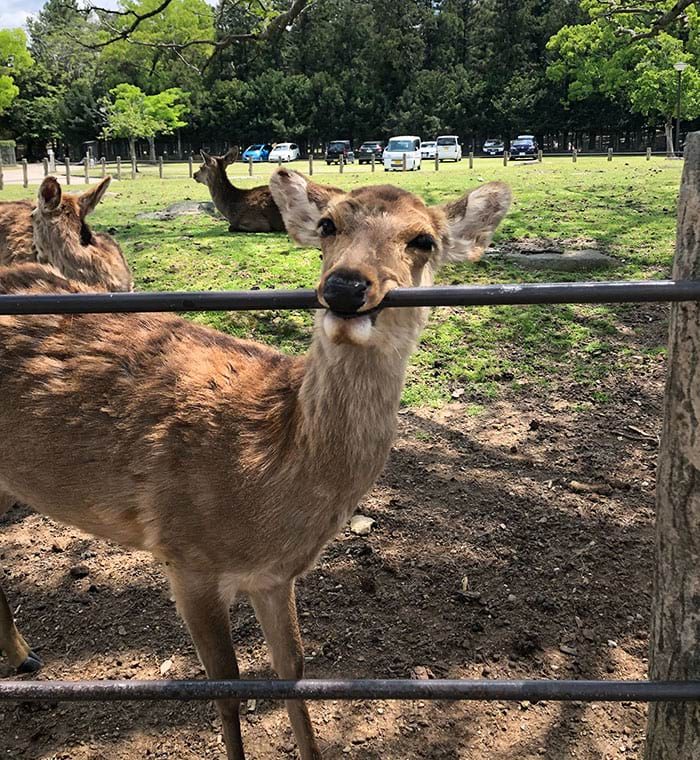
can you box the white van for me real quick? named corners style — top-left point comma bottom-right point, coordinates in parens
top-left (383, 135), bottom-right (422, 171)
top-left (436, 135), bottom-right (462, 162)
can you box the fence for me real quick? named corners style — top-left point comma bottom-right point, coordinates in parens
top-left (0, 149), bottom-right (683, 189)
top-left (1, 137), bottom-right (700, 758)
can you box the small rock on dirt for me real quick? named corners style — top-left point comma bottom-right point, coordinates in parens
top-left (69, 564), bottom-right (89, 579)
top-left (160, 659), bottom-right (173, 676)
top-left (410, 666), bottom-right (435, 680)
top-left (568, 480), bottom-right (613, 496)
top-left (350, 515), bottom-right (375, 536)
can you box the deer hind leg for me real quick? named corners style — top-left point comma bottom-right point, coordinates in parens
top-left (250, 581), bottom-right (322, 760)
top-left (167, 568), bottom-right (245, 760)
top-left (0, 492), bottom-right (42, 673)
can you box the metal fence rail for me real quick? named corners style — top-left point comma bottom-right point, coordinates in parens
top-left (2, 276), bottom-right (700, 714)
top-left (0, 279), bottom-right (699, 315)
top-left (2, 678), bottom-right (700, 703)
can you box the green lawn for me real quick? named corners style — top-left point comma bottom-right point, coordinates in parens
top-left (0, 156), bottom-right (683, 406)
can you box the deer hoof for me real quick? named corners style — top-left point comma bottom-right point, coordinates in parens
top-left (17, 651), bottom-right (42, 674)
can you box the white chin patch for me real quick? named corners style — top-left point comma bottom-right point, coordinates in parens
top-left (323, 311), bottom-right (373, 345)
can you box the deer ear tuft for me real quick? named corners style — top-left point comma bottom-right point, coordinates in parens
top-left (38, 177), bottom-right (62, 211)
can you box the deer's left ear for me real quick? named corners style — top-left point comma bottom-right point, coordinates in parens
top-left (439, 181), bottom-right (512, 263)
top-left (223, 146), bottom-right (239, 166)
top-left (78, 176), bottom-right (111, 218)
top-left (269, 168), bottom-right (345, 247)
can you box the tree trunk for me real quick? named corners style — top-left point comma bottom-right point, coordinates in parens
top-left (148, 137), bottom-right (156, 163)
top-left (128, 137), bottom-right (136, 162)
top-left (664, 119), bottom-right (675, 157)
top-left (646, 131), bottom-right (700, 759)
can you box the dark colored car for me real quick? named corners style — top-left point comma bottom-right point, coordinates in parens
top-left (509, 135), bottom-right (538, 160)
top-left (326, 140), bottom-right (355, 164)
top-left (482, 138), bottom-right (504, 156)
top-left (357, 141), bottom-right (384, 164)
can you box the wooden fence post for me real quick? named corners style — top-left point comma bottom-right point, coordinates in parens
top-left (158, 156), bottom-right (164, 179)
top-left (0, 158), bottom-right (4, 191)
top-left (402, 153), bottom-right (407, 172)
top-left (83, 156), bottom-right (90, 184)
top-left (371, 155), bottom-right (375, 172)
top-left (572, 148), bottom-right (577, 163)
top-left (647, 147), bottom-right (652, 161)
top-left (131, 155), bottom-right (137, 180)
top-left (188, 154), bottom-right (193, 178)
top-left (22, 159), bottom-right (28, 188)
top-left (116, 156), bottom-right (122, 181)
top-left (469, 151), bottom-right (474, 169)
top-left (503, 151), bottom-right (508, 167)
top-left (42, 158), bottom-right (49, 176)
top-left (537, 149), bottom-right (543, 162)
top-left (434, 152), bottom-right (439, 171)
top-left (608, 148), bottom-right (613, 161)
top-left (65, 158), bottom-right (71, 185)
top-left (100, 157), bottom-right (106, 177)
top-left (308, 153), bottom-right (313, 176)
top-left (249, 156), bottom-right (253, 177)
top-left (646, 131), bottom-right (700, 759)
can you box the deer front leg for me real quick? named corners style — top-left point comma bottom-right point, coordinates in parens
top-left (250, 581), bottom-right (322, 760)
top-left (0, 492), bottom-right (42, 673)
top-left (168, 568), bottom-right (245, 760)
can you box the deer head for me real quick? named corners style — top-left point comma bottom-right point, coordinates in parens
top-left (270, 168), bottom-right (512, 348)
top-left (193, 147), bottom-right (239, 186)
top-left (32, 176), bottom-right (133, 292)
top-left (33, 176), bottom-right (112, 254)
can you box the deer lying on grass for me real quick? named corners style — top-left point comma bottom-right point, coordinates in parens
top-left (0, 176), bottom-right (133, 292)
top-left (0, 169), bottom-right (511, 759)
top-left (194, 147), bottom-right (287, 232)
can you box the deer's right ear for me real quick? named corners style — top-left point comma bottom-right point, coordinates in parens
top-left (200, 150), bottom-right (214, 165)
top-left (37, 176), bottom-right (62, 212)
top-left (269, 169), bottom-right (343, 247)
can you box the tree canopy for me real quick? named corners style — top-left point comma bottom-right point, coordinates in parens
top-left (0, 0), bottom-right (699, 157)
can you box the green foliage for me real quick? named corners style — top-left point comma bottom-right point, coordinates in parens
top-left (0, 29), bottom-right (33, 115)
top-left (102, 83), bottom-right (189, 145)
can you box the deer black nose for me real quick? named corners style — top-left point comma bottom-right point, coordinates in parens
top-left (323, 270), bottom-right (369, 313)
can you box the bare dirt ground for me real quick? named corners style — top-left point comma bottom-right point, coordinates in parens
top-left (0, 303), bottom-right (665, 760)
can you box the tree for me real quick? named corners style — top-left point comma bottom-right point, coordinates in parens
top-left (0, 29), bottom-right (33, 116)
top-left (548, 7), bottom-right (700, 155)
top-left (101, 83), bottom-right (189, 161)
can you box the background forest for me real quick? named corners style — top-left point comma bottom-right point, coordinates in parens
top-left (1, 0), bottom-right (699, 159)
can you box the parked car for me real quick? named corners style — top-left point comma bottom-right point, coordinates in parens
top-left (357, 141), bottom-right (384, 164)
top-left (421, 141), bottom-right (437, 160)
top-left (241, 143), bottom-right (273, 162)
top-left (383, 135), bottom-right (422, 171)
top-left (509, 135), bottom-right (538, 160)
top-left (436, 135), bottom-right (462, 162)
top-left (326, 140), bottom-right (354, 164)
top-left (268, 143), bottom-right (300, 162)
top-left (482, 138), bottom-right (504, 156)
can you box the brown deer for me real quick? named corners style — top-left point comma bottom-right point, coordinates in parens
top-left (0, 176), bottom-right (133, 292)
top-left (0, 169), bottom-right (512, 760)
top-left (194, 147), bottom-right (287, 232)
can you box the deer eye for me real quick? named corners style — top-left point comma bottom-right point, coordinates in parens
top-left (408, 234), bottom-right (436, 252)
top-left (318, 218), bottom-right (337, 237)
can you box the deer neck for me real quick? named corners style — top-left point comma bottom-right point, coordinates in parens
top-left (296, 307), bottom-right (428, 495)
top-left (208, 171), bottom-right (244, 214)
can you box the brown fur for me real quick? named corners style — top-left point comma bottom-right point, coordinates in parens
top-left (193, 147), bottom-right (290, 233)
top-left (0, 170), bottom-right (512, 760)
top-left (0, 177), bottom-right (133, 292)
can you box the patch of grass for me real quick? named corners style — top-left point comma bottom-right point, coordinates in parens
top-left (0, 156), bottom-right (681, 407)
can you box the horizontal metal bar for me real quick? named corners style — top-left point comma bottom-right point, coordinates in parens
top-left (0, 280), bottom-right (698, 315)
top-left (1, 678), bottom-right (699, 703)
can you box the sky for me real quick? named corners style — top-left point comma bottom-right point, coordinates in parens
top-left (0, 0), bottom-right (120, 30)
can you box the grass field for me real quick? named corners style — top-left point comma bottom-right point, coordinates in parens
top-left (0, 156), bottom-right (683, 406)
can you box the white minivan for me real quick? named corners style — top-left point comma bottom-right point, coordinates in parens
top-left (383, 135), bottom-right (422, 171)
top-left (436, 135), bottom-right (462, 162)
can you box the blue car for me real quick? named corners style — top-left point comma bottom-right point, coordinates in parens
top-left (242, 143), bottom-right (272, 162)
